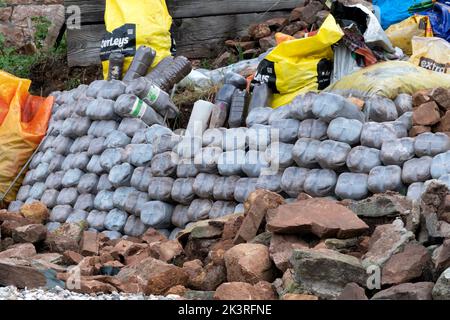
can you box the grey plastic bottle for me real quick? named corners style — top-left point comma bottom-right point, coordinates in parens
top-left (335, 173), bottom-right (369, 200)
top-left (125, 77), bottom-right (179, 119)
top-left (146, 56), bottom-right (192, 93)
top-left (114, 94), bottom-right (165, 126)
top-left (346, 146), bottom-right (381, 174)
top-left (108, 53), bottom-right (125, 80)
top-left (368, 165), bottom-right (404, 194)
top-left (210, 72), bottom-right (247, 128)
top-left (248, 82), bottom-right (273, 112)
top-left (123, 46), bottom-right (156, 82)
top-left (228, 90), bottom-right (249, 128)
top-left (303, 169), bottom-right (337, 197)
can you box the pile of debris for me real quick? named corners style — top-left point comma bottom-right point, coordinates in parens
top-left (1, 182), bottom-right (450, 300)
top-left (224, 0), bottom-right (332, 60)
top-left (411, 88), bottom-right (450, 136)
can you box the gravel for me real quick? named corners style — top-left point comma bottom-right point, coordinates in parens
top-left (0, 286), bottom-right (181, 301)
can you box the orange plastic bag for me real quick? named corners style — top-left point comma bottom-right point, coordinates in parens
top-left (0, 71), bottom-right (53, 202)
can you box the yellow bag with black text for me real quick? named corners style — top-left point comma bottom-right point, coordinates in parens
top-left (254, 15), bottom-right (344, 108)
top-left (409, 36), bottom-right (450, 74)
top-left (385, 15), bottom-right (433, 56)
top-left (101, 0), bottom-right (173, 79)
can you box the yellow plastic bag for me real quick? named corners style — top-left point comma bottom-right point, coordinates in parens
top-left (101, 0), bottom-right (173, 79)
top-left (325, 61), bottom-right (450, 99)
top-left (0, 71), bottom-right (53, 202)
top-left (409, 36), bottom-right (450, 74)
top-left (254, 15), bottom-right (344, 108)
top-left (385, 15), bottom-right (433, 55)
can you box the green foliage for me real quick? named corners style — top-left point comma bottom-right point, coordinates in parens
top-left (31, 16), bottom-right (52, 49)
top-left (0, 34), bottom-right (40, 78)
top-left (0, 0), bottom-right (6, 8)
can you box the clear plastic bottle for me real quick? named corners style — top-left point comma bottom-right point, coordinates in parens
top-left (210, 72), bottom-right (247, 128)
top-left (114, 94), bottom-right (165, 126)
top-left (248, 82), bottom-right (273, 112)
top-left (108, 53), bottom-right (125, 80)
top-left (146, 56), bottom-right (192, 93)
top-left (123, 46), bottom-right (156, 82)
top-left (125, 77), bottom-right (179, 119)
top-left (228, 90), bottom-right (249, 128)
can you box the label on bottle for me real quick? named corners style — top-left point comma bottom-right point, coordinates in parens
top-left (146, 84), bottom-right (161, 105)
top-left (131, 98), bottom-right (148, 119)
top-left (100, 24), bottom-right (136, 61)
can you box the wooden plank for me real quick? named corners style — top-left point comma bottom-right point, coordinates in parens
top-left (64, 0), bottom-right (302, 24)
top-left (66, 10), bottom-right (290, 66)
top-left (67, 24), bottom-right (106, 67)
top-left (173, 11), bottom-right (290, 58)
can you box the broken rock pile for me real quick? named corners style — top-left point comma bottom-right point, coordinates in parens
top-left (1, 183), bottom-right (450, 300)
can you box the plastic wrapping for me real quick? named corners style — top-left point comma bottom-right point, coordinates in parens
top-left (112, 187), bottom-right (135, 211)
top-left (51, 136), bottom-right (73, 155)
top-left (406, 182), bottom-right (425, 202)
top-left (87, 137), bottom-right (106, 156)
top-left (172, 205), bottom-right (190, 229)
top-left (28, 182), bottom-right (46, 200)
top-left (140, 201), bottom-right (174, 229)
top-left (312, 93), bottom-right (364, 123)
top-left (271, 119), bottom-right (300, 143)
top-left (100, 148), bottom-right (126, 170)
top-left (86, 80), bottom-right (107, 98)
top-left (218, 150), bottom-right (245, 176)
top-left (171, 178), bottom-right (195, 205)
top-left (152, 133), bottom-right (181, 155)
top-left (303, 169), bottom-right (337, 197)
top-left (70, 136), bottom-right (93, 154)
top-left (256, 171), bottom-right (283, 193)
top-left (56, 188), bottom-right (78, 206)
top-left (414, 133), bottom-right (450, 157)
top-left (86, 98), bottom-right (116, 121)
top-left (268, 104), bottom-right (293, 124)
top-left (365, 96), bottom-right (399, 122)
top-left (327, 118), bottom-right (363, 146)
top-left (316, 140), bottom-right (352, 170)
top-left (74, 193), bottom-right (94, 211)
top-left (209, 201), bottom-right (237, 219)
top-left (86, 155), bottom-right (105, 175)
top-left (360, 122), bottom-right (407, 149)
top-left (242, 150), bottom-right (270, 177)
top-left (193, 173), bottom-right (219, 199)
top-left (41, 190), bottom-right (59, 209)
top-left (108, 163), bottom-right (133, 187)
top-left (397, 112), bottom-right (413, 131)
top-left (298, 119), bottom-right (328, 141)
top-left (33, 163), bottom-right (51, 182)
top-left (431, 151), bottom-right (450, 179)
top-left (23, 170), bottom-right (36, 186)
top-left (104, 209), bottom-right (128, 232)
top-left (29, 152), bottom-right (43, 170)
top-left (104, 130), bottom-right (132, 149)
top-left (213, 176), bottom-right (240, 201)
top-left (368, 165), bottom-right (404, 193)
top-left (290, 92), bottom-right (317, 121)
top-left (265, 142), bottom-right (294, 169)
top-left (87, 210), bottom-right (107, 231)
top-left (223, 128), bottom-right (247, 151)
top-left (101, 231), bottom-right (122, 240)
top-left (246, 107), bottom-right (273, 127)
top-left (346, 146), bottom-right (382, 174)
top-left (247, 125), bottom-right (271, 152)
top-left (335, 173), bottom-right (369, 200)
top-left (62, 117), bottom-right (92, 138)
top-left (97, 80), bottom-right (126, 100)
top-left (187, 199), bottom-right (213, 222)
top-left (151, 151), bottom-right (178, 177)
top-left (234, 178), bottom-right (258, 203)
top-left (124, 215), bottom-right (147, 237)
top-left (175, 136), bottom-right (202, 159)
top-left (48, 155), bottom-right (65, 172)
top-left (194, 147), bottom-right (222, 174)
top-left (94, 190), bottom-right (115, 211)
top-left (131, 129), bottom-right (148, 144)
top-left (88, 120), bottom-right (118, 138)
top-left (380, 138), bottom-right (415, 166)
top-left (62, 168), bottom-right (84, 188)
top-left (281, 167), bottom-right (310, 198)
top-left (42, 137), bottom-right (55, 152)
top-left (50, 205), bottom-right (72, 223)
top-left (394, 94), bottom-right (413, 115)
top-left (402, 157), bottom-right (433, 184)
top-left (8, 201), bottom-right (23, 212)
top-left (147, 177), bottom-right (174, 201)
top-left (45, 172), bottom-right (64, 190)
top-left (97, 174), bottom-right (113, 192)
top-left (203, 128), bottom-right (225, 148)
top-left (174, 157), bottom-right (197, 178)
top-left (130, 167), bottom-right (153, 192)
top-left (16, 185), bottom-right (31, 202)
top-left (118, 118), bottom-right (147, 137)
top-left (66, 210), bottom-right (88, 224)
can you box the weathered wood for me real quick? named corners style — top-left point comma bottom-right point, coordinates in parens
top-left (67, 24), bottom-right (106, 67)
top-left (67, 10), bottom-right (289, 66)
top-left (64, 0), bottom-right (302, 23)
